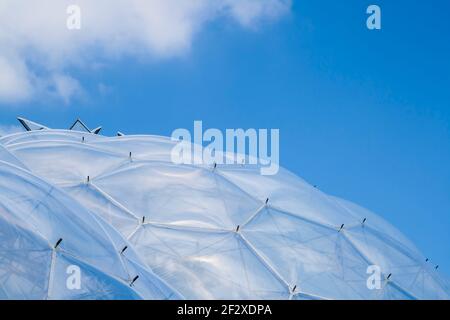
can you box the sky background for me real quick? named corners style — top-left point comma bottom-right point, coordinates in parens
top-left (1, 0), bottom-right (449, 276)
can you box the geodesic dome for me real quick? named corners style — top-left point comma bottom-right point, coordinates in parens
top-left (0, 123), bottom-right (449, 300)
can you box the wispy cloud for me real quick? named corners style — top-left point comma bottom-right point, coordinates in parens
top-left (0, 0), bottom-right (291, 105)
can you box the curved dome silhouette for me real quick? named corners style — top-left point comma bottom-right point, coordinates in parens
top-left (0, 124), bottom-right (448, 300)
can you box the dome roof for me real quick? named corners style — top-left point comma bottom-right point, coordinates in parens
top-left (0, 128), bottom-right (448, 299)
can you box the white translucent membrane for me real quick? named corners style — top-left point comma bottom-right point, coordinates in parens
top-left (335, 198), bottom-right (450, 299)
top-left (0, 129), bottom-right (106, 146)
top-left (8, 140), bottom-right (126, 185)
top-left (242, 207), bottom-right (411, 299)
top-left (2, 131), bottom-right (449, 300)
top-left (129, 226), bottom-right (287, 299)
top-left (63, 183), bottom-right (139, 237)
top-left (0, 160), bottom-right (181, 300)
top-left (220, 166), bottom-right (362, 227)
top-left (0, 144), bottom-right (28, 170)
top-left (93, 162), bottom-right (262, 230)
top-left (90, 135), bottom-right (181, 163)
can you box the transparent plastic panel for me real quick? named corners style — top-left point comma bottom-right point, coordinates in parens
top-left (390, 265), bottom-right (450, 299)
top-left (9, 141), bottom-right (126, 184)
top-left (77, 205), bottom-right (183, 300)
top-left (370, 282), bottom-right (415, 300)
top-left (0, 145), bottom-right (28, 170)
top-left (342, 225), bottom-right (447, 299)
top-left (94, 162), bottom-right (261, 230)
top-left (121, 257), bottom-right (184, 300)
top-left (49, 252), bottom-right (141, 300)
top-left (0, 130), bottom-right (105, 146)
top-left (347, 225), bottom-right (450, 299)
top-left (91, 135), bottom-right (179, 163)
top-left (0, 210), bottom-right (52, 299)
top-left (332, 196), bottom-right (423, 257)
top-left (129, 225), bottom-right (287, 299)
top-left (242, 207), bottom-right (372, 299)
top-left (218, 166), bottom-right (361, 228)
top-left (63, 183), bottom-right (139, 237)
top-left (345, 226), bottom-right (422, 277)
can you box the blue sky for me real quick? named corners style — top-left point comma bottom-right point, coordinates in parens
top-left (0, 0), bottom-right (449, 276)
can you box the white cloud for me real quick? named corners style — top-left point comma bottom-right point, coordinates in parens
top-left (0, 54), bottom-right (34, 103)
top-left (51, 74), bottom-right (84, 105)
top-left (0, 0), bottom-right (291, 105)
